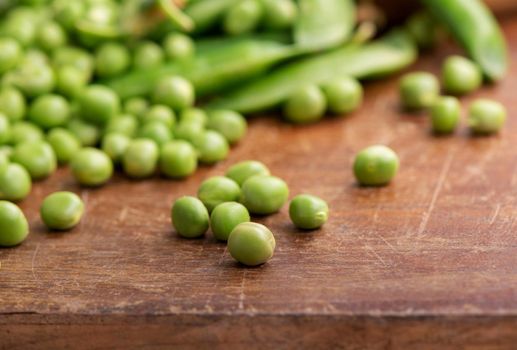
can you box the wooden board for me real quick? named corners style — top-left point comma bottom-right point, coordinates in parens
top-left (1, 16), bottom-right (517, 350)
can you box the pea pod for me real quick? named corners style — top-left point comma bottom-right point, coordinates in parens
top-left (185, 0), bottom-right (241, 34)
top-left (294, 0), bottom-right (356, 51)
top-left (421, 0), bottom-right (507, 82)
top-left (208, 30), bottom-right (417, 114)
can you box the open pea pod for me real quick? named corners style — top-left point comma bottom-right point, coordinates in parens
top-left (208, 30), bottom-right (417, 114)
top-left (421, 0), bottom-right (507, 82)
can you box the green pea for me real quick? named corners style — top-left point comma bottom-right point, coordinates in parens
top-left (442, 55), bottom-right (483, 96)
top-left (9, 121), bottom-right (44, 145)
top-left (0, 163), bottom-right (32, 201)
top-left (46, 128), bottom-right (81, 164)
top-left (67, 119), bottom-right (101, 147)
top-left (123, 97), bottom-right (149, 119)
top-left (0, 201), bottom-right (29, 247)
top-left (40, 191), bottom-right (84, 230)
top-left (225, 160), bottom-right (270, 186)
top-left (289, 194), bottom-right (329, 230)
top-left (171, 196), bottom-right (209, 238)
top-left (353, 145), bottom-right (399, 186)
top-left (224, 0), bottom-right (263, 36)
top-left (37, 21), bottom-right (67, 52)
top-left (70, 148), bottom-right (113, 186)
top-left (21, 49), bottom-right (49, 66)
top-left (138, 121), bottom-right (172, 146)
top-left (0, 87), bottom-right (26, 122)
top-left (192, 130), bottom-right (229, 164)
top-left (95, 42), bottom-right (131, 78)
top-left (78, 85), bottom-right (120, 126)
top-left (241, 175), bottom-right (289, 215)
top-left (143, 105), bottom-right (176, 129)
top-left (11, 141), bottom-right (57, 180)
top-left (28, 94), bottom-right (70, 130)
top-left (210, 202), bottom-right (250, 241)
top-left (2, 15), bottom-right (36, 47)
top-left (101, 133), bottom-right (130, 164)
top-left (133, 41), bottom-right (164, 70)
top-left (55, 66), bottom-right (88, 99)
top-left (54, 0), bottom-right (85, 30)
top-left (163, 33), bottom-right (195, 61)
top-left (174, 120), bottom-right (204, 143)
top-left (180, 108), bottom-right (207, 126)
top-left (405, 11), bottom-right (441, 50)
top-left (197, 176), bottom-right (241, 212)
top-left (159, 140), bottom-right (198, 179)
top-left (122, 139), bottom-right (159, 179)
top-left (0, 153), bottom-right (8, 173)
top-left (430, 96), bottom-right (461, 134)
top-left (261, 0), bottom-right (298, 30)
top-left (52, 46), bottom-right (94, 81)
top-left (104, 114), bottom-right (138, 137)
top-left (0, 114), bottom-right (11, 145)
top-left (227, 222), bottom-right (275, 266)
top-left (0, 38), bottom-right (23, 74)
top-left (284, 85), bottom-right (327, 124)
top-left (0, 146), bottom-right (13, 161)
top-left (468, 99), bottom-right (506, 135)
top-left (11, 63), bottom-right (55, 98)
top-left (207, 110), bottom-right (247, 144)
top-left (152, 76), bottom-right (195, 111)
top-left (322, 77), bottom-right (363, 115)
top-left (399, 72), bottom-right (440, 110)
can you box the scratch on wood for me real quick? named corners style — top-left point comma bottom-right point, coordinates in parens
top-left (118, 207), bottom-right (128, 222)
top-left (372, 231), bottom-right (399, 254)
top-left (489, 203), bottom-right (501, 225)
top-left (238, 270), bottom-right (246, 310)
top-left (364, 245), bottom-right (388, 267)
top-left (416, 150), bottom-right (454, 236)
top-left (31, 243), bottom-right (40, 282)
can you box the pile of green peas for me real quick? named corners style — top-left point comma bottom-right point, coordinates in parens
top-left (171, 160), bottom-right (329, 266)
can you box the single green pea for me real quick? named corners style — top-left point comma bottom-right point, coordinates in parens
top-left (78, 85), bottom-right (120, 126)
top-left (225, 160), bottom-right (270, 186)
top-left (399, 72), bottom-right (440, 110)
top-left (2, 15), bottom-right (36, 47)
top-left (95, 42), bottom-right (131, 78)
top-left (159, 140), bottom-right (198, 179)
top-left (284, 85), bottom-right (327, 124)
top-left (171, 196), bottom-right (209, 238)
top-left (101, 133), bottom-right (131, 164)
top-left (54, 0), bottom-right (85, 30)
top-left (224, 0), bottom-right (263, 36)
top-left (180, 108), bottom-right (207, 126)
top-left (210, 202), bottom-right (250, 241)
top-left (123, 97), bottom-right (149, 119)
top-left (0, 114), bottom-right (11, 145)
top-left (442, 56), bottom-right (483, 96)
top-left (21, 49), bottom-right (49, 66)
top-left (0, 163), bottom-right (32, 201)
top-left (405, 11), bottom-right (441, 50)
top-left (37, 21), bottom-right (67, 52)
top-left (122, 139), bottom-right (159, 179)
top-left (0, 201), bottom-right (29, 247)
top-left (192, 130), bottom-right (229, 164)
top-left (322, 77), bottom-right (364, 115)
top-left (104, 114), bottom-right (138, 138)
top-left (227, 222), bottom-right (276, 266)
top-left (9, 121), bottom-right (44, 145)
top-left (468, 99), bottom-right (507, 135)
top-left (241, 175), bottom-right (289, 215)
top-left (207, 110), bottom-right (247, 144)
top-left (163, 33), bottom-right (195, 61)
top-left (289, 194), bottom-right (329, 230)
top-left (138, 121), bottom-right (172, 146)
top-left (152, 76), bottom-right (195, 111)
top-left (0, 38), bottom-right (23, 74)
top-left (197, 176), bottom-right (241, 212)
top-left (174, 120), bottom-right (204, 144)
top-left (70, 148), bottom-right (113, 186)
top-left (430, 96), bottom-right (461, 134)
top-left (11, 63), bottom-right (55, 98)
top-left (143, 105), bottom-right (176, 129)
top-left (55, 66), bottom-right (88, 99)
top-left (0, 146), bottom-right (13, 161)
top-left (353, 145), bottom-right (399, 186)
top-left (66, 119), bottom-right (101, 147)
top-left (40, 191), bottom-right (84, 230)
top-left (133, 41), bottom-right (164, 70)
top-left (28, 94), bottom-right (70, 130)
top-left (46, 128), bottom-right (81, 164)
top-left (52, 46), bottom-right (94, 81)
top-left (11, 141), bottom-right (57, 180)
top-left (261, 0), bottom-right (298, 30)
top-left (0, 87), bottom-right (26, 122)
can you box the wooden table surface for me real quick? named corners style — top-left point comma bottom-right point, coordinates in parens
top-left (1, 16), bottom-right (517, 350)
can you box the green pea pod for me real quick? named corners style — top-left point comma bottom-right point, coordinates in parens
top-left (157, 0), bottom-right (194, 32)
top-left (185, 0), bottom-right (241, 34)
top-left (208, 30), bottom-right (417, 114)
top-left (421, 0), bottom-right (507, 82)
top-left (294, 0), bottom-right (356, 51)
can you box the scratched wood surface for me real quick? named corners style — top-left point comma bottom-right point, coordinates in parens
top-left (1, 16), bottom-right (517, 350)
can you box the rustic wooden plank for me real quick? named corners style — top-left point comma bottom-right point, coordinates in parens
top-left (0, 14), bottom-right (516, 350)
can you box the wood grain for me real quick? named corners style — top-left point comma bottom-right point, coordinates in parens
top-left (1, 16), bottom-right (517, 350)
